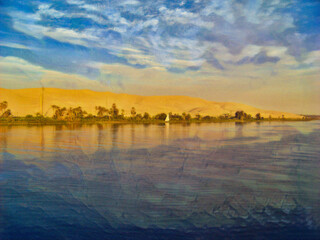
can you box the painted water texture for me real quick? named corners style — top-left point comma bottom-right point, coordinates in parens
top-left (1, 121), bottom-right (320, 239)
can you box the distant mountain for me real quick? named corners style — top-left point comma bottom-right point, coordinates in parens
top-left (0, 88), bottom-right (302, 119)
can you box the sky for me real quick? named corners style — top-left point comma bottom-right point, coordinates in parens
top-left (0, 0), bottom-right (319, 114)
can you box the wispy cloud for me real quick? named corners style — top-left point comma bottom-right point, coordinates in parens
top-left (3, 0), bottom-right (319, 73)
top-left (0, 0), bottom-right (319, 113)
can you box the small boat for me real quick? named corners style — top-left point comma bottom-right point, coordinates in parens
top-left (165, 114), bottom-right (170, 122)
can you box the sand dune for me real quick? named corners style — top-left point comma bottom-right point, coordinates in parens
top-left (0, 88), bottom-right (302, 118)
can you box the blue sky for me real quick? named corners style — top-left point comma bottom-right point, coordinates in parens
top-left (0, 0), bottom-right (319, 113)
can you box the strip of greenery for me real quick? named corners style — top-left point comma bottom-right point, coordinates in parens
top-left (0, 101), bottom-right (310, 126)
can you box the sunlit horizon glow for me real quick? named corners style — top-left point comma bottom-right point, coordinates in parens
top-left (0, 0), bottom-right (319, 114)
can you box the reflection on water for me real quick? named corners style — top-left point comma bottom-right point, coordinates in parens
top-left (1, 121), bottom-right (320, 239)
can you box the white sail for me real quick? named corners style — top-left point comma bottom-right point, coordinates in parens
top-left (165, 114), bottom-right (170, 122)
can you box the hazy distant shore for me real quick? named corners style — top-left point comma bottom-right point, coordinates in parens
top-left (1, 87), bottom-right (313, 126)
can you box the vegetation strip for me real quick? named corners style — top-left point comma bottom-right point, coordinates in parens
top-left (0, 101), bottom-right (313, 125)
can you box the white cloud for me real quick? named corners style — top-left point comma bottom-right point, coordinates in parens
top-left (202, 1), bottom-right (234, 23)
top-left (0, 56), bottom-right (108, 90)
top-left (0, 56), bottom-right (44, 83)
top-left (264, 46), bottom-right (288, 57)
top-left (212, 44), bottom-right (290, 65)
top-left (171, 59), bottom-right (205, 68)
top-left (303, 50), bottom-right (320, 65)
top-left (160, 7), bottom-right (214, 29)
top-left (66, 0), bottom-right (85, 4)
top-left (81, 4), bottom-right (101, 12)
top-left (12, 19), bottom-right (100, 47)
top-left (12, 21), bottom-right (48, 39)
top-left (38, 4), bottom-right (65, 18)
top-left (122, 0), bottom-right (140, 5)
top-left (143, 18), bottom-right (159, 28)
top-left (0, 42), bottom-right (30, 50)
top-left (9, 11), bottom-right (41, 23)
top-left (44, 28), bottom-right (100, 45)
top-left (10, 9), bottom-right (101, 47)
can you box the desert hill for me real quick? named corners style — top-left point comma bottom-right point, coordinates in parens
top-left (0, 88), bottom-right (302, 119)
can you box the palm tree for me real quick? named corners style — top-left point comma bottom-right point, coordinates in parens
top-left (73, 107), bottom-right (80, 118)
top-left (110, 103), bottom-right (119, 119)
top-left (73, 106), bottom-right (86, 119)
top-left (64, 107), bottom-right (87, 120)
top-left (52, 105), bottom-right (59, 119)
top-left (66, 107), bottom-right (75, 121)
top-left (59, 107), bottom-right (67, 119)
top-left (95, 106), bottom-right (109, 117)
top-left (52, 105), bottom-right (67, 120)
top-left (0, 101), bottom-right (8, 114)
top-left (51, 105), bottom-right (59, 110)
top-left (1, 109), bottom-right (11, 118)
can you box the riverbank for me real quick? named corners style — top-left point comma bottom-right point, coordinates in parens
top-left (0, 117), bottom-right (311, 126)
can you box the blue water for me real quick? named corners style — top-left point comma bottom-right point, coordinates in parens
top-left (1, 121), bottom-right (320, 239)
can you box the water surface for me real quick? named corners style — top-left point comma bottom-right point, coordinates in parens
top-left (1, 121), bottom-right (320, 239)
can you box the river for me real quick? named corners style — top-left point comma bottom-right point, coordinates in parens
top-left (1, 121), bottom-right (319, 239)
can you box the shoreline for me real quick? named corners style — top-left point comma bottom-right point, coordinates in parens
top-left (0, 118), bottom-right (312, 126)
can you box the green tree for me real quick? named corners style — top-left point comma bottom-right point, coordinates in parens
top-left (65, 107), bottom-right (86, 121)
top-left (95, 106), bottom-right (109, 117)
top-left (73, 106), bottom-right (86, 119)
top-left (110, 103), bottom-right (119, 119)
top-left (235, 111), bottom-right (246, 120)
top-left (52, 105), bottom-right (67, 120)
top-left (0, 101), bottom-right (8, 114)
top-left (154, 113), bottom-right (167, 120)
top-left (202, 115), bottom-right (212, 120)
top-left (143, 112), bottom-right (150, 120)
top-left (51, 105), bottom-right (59, 113)
top-left (121, 109), bottom-right (125, 119)
top-left (131, 107), bottom-right (136, 118)
top-left (135, 113), bottom-right (142, 121)
top-left (66, 107), bottom-right (75, 121)
top-left (255, 113), bottom-right (261, 120)
top-left (171, 113), bottom-right (183, 120)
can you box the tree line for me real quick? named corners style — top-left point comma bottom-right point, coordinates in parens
top-left (0, 101), bottom-right (285, 121)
